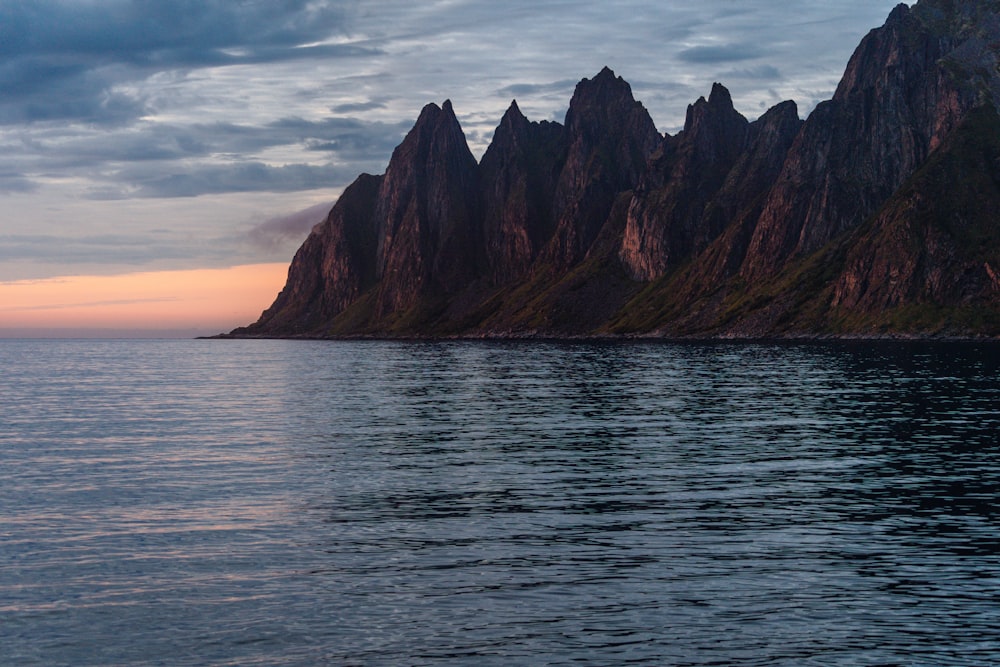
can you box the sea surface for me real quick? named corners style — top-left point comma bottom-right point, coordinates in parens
top-left (1, 339), bottom-right (999, 666)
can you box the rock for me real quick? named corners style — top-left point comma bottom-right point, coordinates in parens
top-left (543, 67), bottom-right (661, 267)
top-left (373, 100), bottom-right (480, 316)
top-left (829, 105), bottom-right (1000, 332)
top-left (619, 83), bottom-right (752, 280)
top-left (479, 100), bottom-right (566, 284)
top-left (233, 0), bottom-right (1000, 340)
top-left (741, 1), bottom-right (985, 280)
top-left (234, 173), bottom-right (382, 336)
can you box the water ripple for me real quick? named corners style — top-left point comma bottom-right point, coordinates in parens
top-left (1, 339), bottom-right (998, 665)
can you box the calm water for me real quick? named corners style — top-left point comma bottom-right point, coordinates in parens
top-left (1, 339), bottom-right (998, 666)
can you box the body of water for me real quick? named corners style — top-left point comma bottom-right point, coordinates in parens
top-left (1, 339), bottom-right (998, 665)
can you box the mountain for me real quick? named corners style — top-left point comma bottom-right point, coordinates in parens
top-left (230, 0), bottom-right (1000, 340)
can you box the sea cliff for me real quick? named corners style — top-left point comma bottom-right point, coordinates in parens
top-left (229, 0), bottom-right (1000, 339)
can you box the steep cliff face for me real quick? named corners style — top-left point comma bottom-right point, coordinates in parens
top-left (233, 0), bottom-right (1000, 340)
top-left (889, 0), bottom-right (1000, 136)
top-left (695, 100), bottom-right (803, 281)
top-left (235, 173), bottom-right (382, 336)
top-left (373, 100), bottom-right (480, 316)
top-left (740, 1), bottom-right (988, 280)
top-left (829, 105), bottom-right (1000, 331)
top-left (543, 67), bottom-right (661, 267)
top-left (478, 101), bottom-right (566, 284)
top-left (619, 83), bottom-right (752, 280)
top-left (612, 99), bottom-right (804, 333)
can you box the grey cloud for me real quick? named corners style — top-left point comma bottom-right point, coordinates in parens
top-left (29, 101), bottom-right (444, 194)
top-left (0, 1), bottom-right (355, 61)
top-left (303, 132), bottom-right (403, 160)
top-left (719, 65), bottom-right (782, 81)
top-left (0, 224), bottom-right (296, 273)
top-left (113, 117), bottom-right (403, 163)
top-left (21, 129), bottom-right (206, 168)
top-left (0, 174), bottom-right (38, 194)
top-left (267, 117), bottom-right (410, 160)
top-left (497, 80), bottom-right (578, 99)
top-left (246, 202), bottom-right (334, 251)
top-left (97, 162), bottom-right (361, 199)
top-left (80, 116), bottom-right (407, 166)
top-left (0, 233), bottom-right (194, 265)
top-left (0, 58), bottom-right (151, 126)
top-left (331, 100), bottom-right (389, 114)
top-left (9, 116), bottom-right (408, 195)
top-left (677, 43), bottom-right (764, 64)
top-left (0, 0), bottom-right (370, 126)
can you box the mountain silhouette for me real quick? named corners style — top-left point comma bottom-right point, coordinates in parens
top-left (229, 0), bottom-right (1000, 339)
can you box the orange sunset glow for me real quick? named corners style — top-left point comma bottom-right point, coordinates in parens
top-left (0, 263), bottom-right (288, 336)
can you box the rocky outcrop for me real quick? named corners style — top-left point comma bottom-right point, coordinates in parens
top-left (372, 100), bottom-right (480, 316)
top-left (740, 1), bottom-right (986, 280)
top-left (233, 172), bottom-right (382, 336)
top-left (543, 67), bottom-right (661, 267)
top-left (829, 105), bottom-right (1000, 328)
top-left (478, 101), bottom-right (566, 284)
top-left (695, 100), bottom-right (803, 281)
top-left (620, 83), bottom-right (753, 280)
top-left (233, 0), bottom-right (1000, 340)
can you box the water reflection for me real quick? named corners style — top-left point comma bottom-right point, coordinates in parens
top-left (2, 339), bottom-right (998, 666)
top-left (290, 341), bottom-right (1000, 665)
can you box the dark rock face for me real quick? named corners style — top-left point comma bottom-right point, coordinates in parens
top-left (697, 100), bottom-right (803, 280)
top-left (235, 0), bottom-right (1000, 339)
top-left (638, 99), bottom-right (804, 309)
top-left (544, 67), bottom-right (661, 267)
top-left (830, 106), bottom-right (1000, 326)
top-left (620, 83), bottom-right (754, 280)
top-left (740, 2), bottom-right (985, 280)
top-left (234, 173), bottom-right (382, 336)
top-left (478, 101), bottom-right (566, 284)
top-left (373, 100), bottom-right (480, 316)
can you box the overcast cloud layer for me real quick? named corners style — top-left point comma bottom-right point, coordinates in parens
top-left (1, 0), bottom-right (902, 280)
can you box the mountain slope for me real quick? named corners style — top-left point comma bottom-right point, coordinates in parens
top-left (231, 0), bottom-right (1000, 340)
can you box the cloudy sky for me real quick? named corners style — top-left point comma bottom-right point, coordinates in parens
top-left (0, 0), bottom-right (902, 333)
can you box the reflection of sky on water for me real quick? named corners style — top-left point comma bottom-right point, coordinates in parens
top-left (2, 340), bottom-right (998, 665)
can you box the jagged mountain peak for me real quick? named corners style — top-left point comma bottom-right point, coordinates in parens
top-left (547, 68), bottom-right (660, 265)
top-left (486, 98), bottom-right (561, 161)
top-left (683, 82), bottom-right (745, 135)
top-left (593, 65), bottom-right (621, 82)
top-left (834, 2), bottom-right (919, 102)
top-left (683, 83), bottom-right (734, 114)
top-left (498, 98), bottom-right (528, 129)
top-left (708, 82), bottom-right (734, 108)
top-left (233, 2), bottom-right (1000, 340)
top-left (575, 65), bottom-right (629, 93)
top-left (415, 100), bottom-right (441, 121)
top-left (410, 98), bottom-right (462, 129)
top-left (565, 66), bottom-right (643, 125)
top-left (752, 99), bottom-right (801, 138)
top-left (479, 97), bottom-right (568, 284)
top-left (888, 2), bottom-right (910, 22)
top-left (391, 99), bottom-right (472, 162)
top-left (837, 0), bottom-right (1000, 105)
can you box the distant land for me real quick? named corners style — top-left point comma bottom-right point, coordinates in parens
top-left (224, 0), bottom-right (1000, 340)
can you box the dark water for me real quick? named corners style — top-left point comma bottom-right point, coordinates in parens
top-left (2, 339), bottom-right (998, 666)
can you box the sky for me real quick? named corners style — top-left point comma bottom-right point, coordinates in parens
top-left (0, 0), bottom-right (903, 336)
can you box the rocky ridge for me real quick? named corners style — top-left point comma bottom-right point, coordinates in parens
top-left (230, 0), bottom-right (1000, 339)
